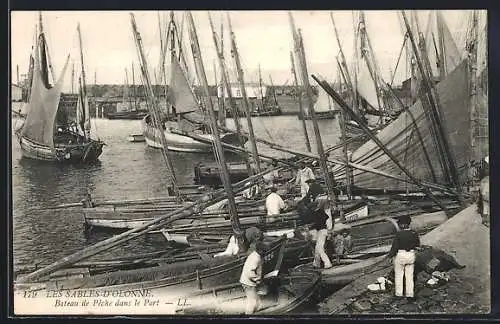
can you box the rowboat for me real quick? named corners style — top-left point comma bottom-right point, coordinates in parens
top-left (175, 266), bottom-right (321, 315)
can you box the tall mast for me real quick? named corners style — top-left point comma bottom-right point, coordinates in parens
top-left (132, 62), bottom-right (136, 110)
top-left (130, 13), bottom-right (179, 198)
top-left (467, 10), bottom-right (479, 161)
top-left (227, 12), bottom-right (261, 174)
top-left (330, 12), bottom-right (356, 113)
top-left (401, 11), bottom-right (463, 200)
top-left (207, 12), bottom-right (252, 177)
top-left (77, 23), bottom-right (91, 138)
top-left (336, 58), bottom-right (352, 198)
top-left (269, 75), bottom-right (278, 106)
top-left (186, 11), bottom-right (243, 245)
top-left (125, 67), bottom-right (132, 110)
top-left (258, 64), bottom-right (264, 112)
top-left (290, 51), bottom-right (311, 152)
top-left (38, 12), bottom-right (56, 81)
top-left (289, 12), bottom-right (336, 202)
top-left (351, 11), bottom-right (360, 114)
top-left (71, 63), bottom-right (75, 94)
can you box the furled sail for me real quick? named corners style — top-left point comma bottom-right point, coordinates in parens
top-left (335, 59), bottom-right (470, 191)
top-left (20, 35), bottom-right (70, 148)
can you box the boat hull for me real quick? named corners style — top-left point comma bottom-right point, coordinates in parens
top-left (142, 118), bottom-right (244, 153)
top-left (17, 134), bottom-right (104, 164)
top-left (13, 237), bottom-right (309, 315)
top-left (298, 110), bottom-right (340, 120)
top-left (105, 110), bottom-right (148, 120)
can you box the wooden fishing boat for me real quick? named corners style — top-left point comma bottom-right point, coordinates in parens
top-left (330, 11), bottom-right (487, 194)
top-left (16, 16), bottom-right (104, 164)
top-left (142, 15), bottom-right (247, 153)
top-left (298, 109), bottom-right (340, 120)
top-left (296, 245), bottom-right (390, 286)
top-left (14, 236), bottom-right (310, 314)
top-left (143, 116), bottom-right (245, 152)
top-left (194, 162), bottom-right (251, 187)
top-left (175, 266), bottom-right (320, 315)
top-left (105, 109), bottom-right (148, 120)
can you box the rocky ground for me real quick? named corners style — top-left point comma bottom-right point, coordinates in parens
top-left (344, 269), bottom-right (488, 314)
top-left (318, 204), bottom-right (490, 315)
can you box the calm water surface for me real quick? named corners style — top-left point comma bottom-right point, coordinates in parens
top-left (12, 115), bottom-right (343, 271)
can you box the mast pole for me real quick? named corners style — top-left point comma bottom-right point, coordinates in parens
top-left (336, 58), bottom-right (352, 198)
top-left (186, 11), bottom-right (244, 245)
top-left (289, 12), bottom-right (336, 203)
top-left (290, 51), bottom-right (312, 152)
top-left (269, 75), bottom-right (278, 106)
top-left (132, 62), bottom-right (137, 110)
top-left (352, 11), bottom-right (360, 115)
top-left (227, 12), bottom-right (261, 174)
top-left (467, 10), bottom-right (479, 162)
top-left (330, 12), bottom-right (356, 112)
top-left (258, 64), bottom-right (264, 112)
top-left (130, 13), bottom-right (180, 198)
top-left (38, 12), bottom-right (56, 81)
top-left (71, 63), bottom-right (74, 94)
top-left (401, 11), bottom-right (463, 200)
top-left (207, 12), bottom-right (252, 177)
top-left (77, 23), bottom-right (91, 139)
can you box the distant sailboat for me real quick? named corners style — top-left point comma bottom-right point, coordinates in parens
top-left (15, 15), bottom-right (104, 163)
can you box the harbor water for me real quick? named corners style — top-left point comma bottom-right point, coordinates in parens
top-left (11, 115), bottom-right (343, 273)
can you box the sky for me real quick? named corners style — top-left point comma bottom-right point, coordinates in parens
top-left (10, 10), bottom-right (477, 91)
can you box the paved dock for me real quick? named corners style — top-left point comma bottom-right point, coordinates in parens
top-left (318, 204), bottom-right (490, 314)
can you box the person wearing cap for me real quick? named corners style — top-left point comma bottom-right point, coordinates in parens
top-left (311, 199), bottom-right (333, 269)
top-left (240, 241), bottom-right (266, 314)
top-left (388, 216), bottom-right (420, 299)
top-left (295, 161), bottom-right (315, 198)
top-left (265, 186), bottom-right (287, 224)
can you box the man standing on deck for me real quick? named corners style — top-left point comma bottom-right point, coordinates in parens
top-left (311, 199), bottom-right (333, 269)
top-left (240, 242), bottom-right (265, 314)
top-left (295, 162), bottom-right (315, 198)
top-left (388, 216), bottom-right (420, 300)
top-left (265, 186), bottom-right (287, 224)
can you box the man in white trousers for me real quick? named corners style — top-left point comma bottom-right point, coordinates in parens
top-left (388, 216), bottom-right (421, 299)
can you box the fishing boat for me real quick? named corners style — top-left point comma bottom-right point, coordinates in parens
top-left (175, 266), bottom-right (320, 315)
top-left (15, 15), bottom-right (104, 164)
top-left (329, 11), bottom-right (487, 195)
top-left (106, 109), bottom-right (148, 120)
top-left (142, 14), bottom-right (246, 153)
top-left (14, 236), bottom-right (309, 313)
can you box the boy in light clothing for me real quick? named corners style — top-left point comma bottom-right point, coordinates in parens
top-left (240, 242), bottom-right (265, 314)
